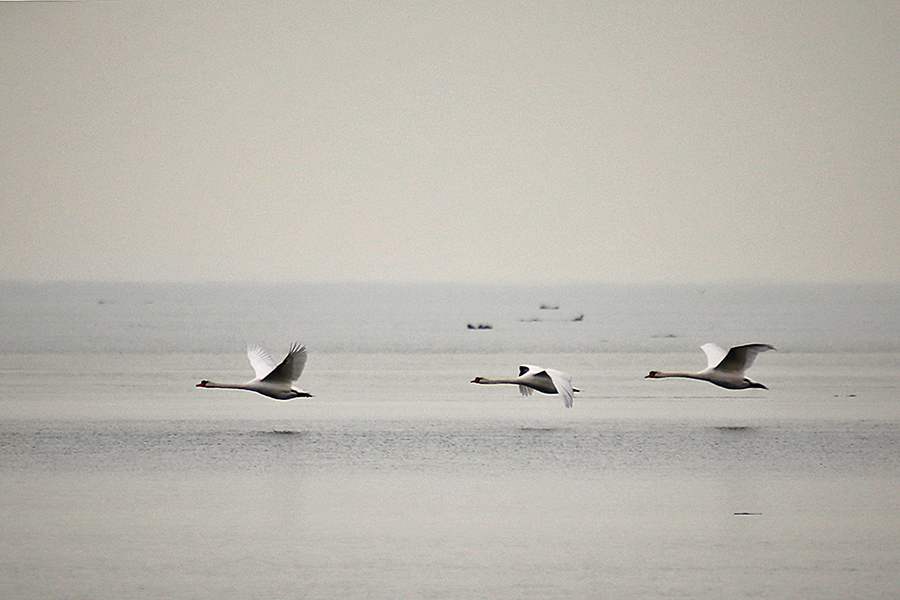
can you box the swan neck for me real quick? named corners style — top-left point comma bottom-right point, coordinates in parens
top-left (204, 381), bottom-right (249, 390)
top-left (653, 371), bottom-right (703, 380)
top-left (477, 377), bottom-right (520, 385)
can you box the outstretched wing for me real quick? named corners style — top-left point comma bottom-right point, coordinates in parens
top-left (247, 344), bottom-right (278, 380)
top-left (700, 343), bottom-right (728, 370)
top-left (518, 365), bottom-right (537, 396)
top-left (714, 343), bottom-right (776, 374)
top-left (261, 343), bottom-right (308, 384)
top-left (545, 368), bottom-right (575, 408)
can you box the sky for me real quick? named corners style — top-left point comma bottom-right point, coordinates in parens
top-left (2, 1), bottom-right (899, 283)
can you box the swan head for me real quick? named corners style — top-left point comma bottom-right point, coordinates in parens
top-left (471, 377), bottom-right (486, 384)
top-left (196, 380), bottom-right (209, 387)
top-left (645, 371), bottom-right (659, 379)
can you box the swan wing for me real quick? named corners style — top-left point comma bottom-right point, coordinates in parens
top-left (714, 343), bottom-right (776, 374)
top-left (700, 343), bottom-right (728, 370)
top-left (247, 344), bottom-right (277, 379)
top-left (518, 365), bottom-right (549, 396)
top-left (261, 343), bottom-right (308, 384)
top-left (518, 365), bottom-right (538, 377)
top-left (517, 365), bottom-right (538, 395)
top-left (545, 369), bottom-right (575, 408)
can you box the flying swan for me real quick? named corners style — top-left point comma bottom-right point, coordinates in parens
top-left (197, 343), bottom-right (312, 400)
top-left (471, 365), bottom-right (578, 407)
top-left (645, 343), bottom-right (775, 390)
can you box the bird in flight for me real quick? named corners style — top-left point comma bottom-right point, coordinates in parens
top-left (471, 364), bottom-right (578, 407)
top-left (645, 343), bottom-right (776, 390)
top-left (197, 343), bottom-right (312, 400)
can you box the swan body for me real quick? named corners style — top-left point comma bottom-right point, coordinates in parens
top-left (645, 343), bottom-right (775, 390)
top-left (471, 365), bottom-right (578, 408)
top-left (197, 343), bottom-right (312, 401)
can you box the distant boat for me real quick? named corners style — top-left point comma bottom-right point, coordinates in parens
top-left (521, 314), bottom-right (583, 322)
top-left (467, 323), bottom-right (493, 330)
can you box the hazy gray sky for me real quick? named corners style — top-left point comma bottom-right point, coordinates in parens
top-left (3, 1), bottom-right (899, 283)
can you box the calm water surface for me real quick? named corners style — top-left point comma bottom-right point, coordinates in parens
top-left (1, 283), bottom-right (898, 599)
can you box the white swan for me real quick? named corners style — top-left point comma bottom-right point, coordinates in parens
top-left (471, 365), bottom-right (578, 407)
top-left (197, 343), bottom-right (312, 401)
top-left (645, 343), bottom-right (775, 390)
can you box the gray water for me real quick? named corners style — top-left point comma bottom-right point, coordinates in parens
top-left (1, 282), bottom-right (899, 599)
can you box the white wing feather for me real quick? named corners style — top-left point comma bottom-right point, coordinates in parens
top-left (700, 343), bottom-right (728, 370)
top-left (545, 369), bottom-right (575, 408)
top-left (714, 343), bottom-right (776, 374)
top-left (262, 343), bottom-right (308, 384)
top-left (247, 344), bottom-right (277, 380)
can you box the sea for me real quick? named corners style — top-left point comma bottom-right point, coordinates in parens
top-left (1, 281), bottom-right (898, 599)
